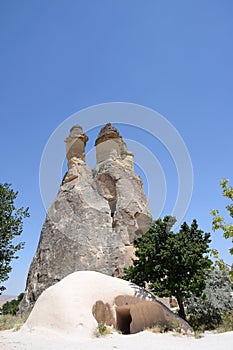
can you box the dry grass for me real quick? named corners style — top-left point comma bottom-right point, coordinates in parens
top-left (216, 313), bottom-right (233, 333)
top-left (146, 321), bottom-right (182, 334)
top-left (0, 314), bottom-right (28, 331)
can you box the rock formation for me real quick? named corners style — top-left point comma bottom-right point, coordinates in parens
top-left (23, 271), bottom-right (193, 337)
top-left (19, 123), bottom-right (152, 314)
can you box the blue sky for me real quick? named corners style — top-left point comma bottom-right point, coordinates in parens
top-left (0, 0), bottom-right (232, 295)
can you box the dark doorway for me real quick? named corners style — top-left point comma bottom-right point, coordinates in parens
top-left (116, 307), bottom-right (132, 334)
top-left (109, 199), bottom-right (116, 218)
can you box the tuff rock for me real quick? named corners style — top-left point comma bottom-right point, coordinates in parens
top-left (19, 123), bottom-right (152, 314)
top-left (23, 271), bottom-right (193, 337)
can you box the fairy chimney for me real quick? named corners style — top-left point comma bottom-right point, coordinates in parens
top-left (19, 123), bottom-right (152, 314)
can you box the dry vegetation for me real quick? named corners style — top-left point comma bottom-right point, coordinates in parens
top-left (0, 314), bottom-right (28, 331)
top-left (146, 320), bottom-right (184, 335)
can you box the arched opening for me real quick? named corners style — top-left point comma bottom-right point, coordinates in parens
top-left (116, 307), bottom-right (132, 334)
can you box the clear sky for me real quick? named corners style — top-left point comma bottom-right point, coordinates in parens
top-left (0, 0), bottom-right (232, 295)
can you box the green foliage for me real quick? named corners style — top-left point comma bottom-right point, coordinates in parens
top-left (211, 179), bottom-right (233, 255)
top-left (123, 216), bottom-right (212, 320)
top-left (210, 249), bottom-right (233, 281)
top-left (185, 268), bottom-right (233, 331)
top-left (1, 293), bottom-right (24, 315)
top-left (0, 183), bottom-right (29, 293)
top-left (95, 323), bottom-right (112, 337)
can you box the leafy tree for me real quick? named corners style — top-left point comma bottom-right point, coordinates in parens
top-left (0, 183), bottom-right (29, 293)
top-left (211, 179), bottom-right (233, 255)
top-left (209, 248), bottom-right (233, 282)
top-left (123, 216), bottom-right (212, 320)
top-left (1, 292), bottom-right (24, 315)
top-left (185, 268), bottom-right (233, 330)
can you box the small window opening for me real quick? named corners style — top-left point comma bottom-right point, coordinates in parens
top-left (109, 200), bottom-right (116, 218)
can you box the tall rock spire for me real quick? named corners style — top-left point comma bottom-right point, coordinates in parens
top-left (19, 123), bottom-right (152, 314)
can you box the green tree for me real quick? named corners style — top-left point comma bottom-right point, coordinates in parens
top-left (1, 292), bottom-right (24, 315)
top-left (0, 183), bottom-right (29, 293)
top-left (123, 216), bottom-right (212, 320)
top-left (211, 179), bottom-right (233, 255)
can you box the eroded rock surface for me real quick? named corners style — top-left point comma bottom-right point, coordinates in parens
top-left (19, 124), bottom-right (152, 314)
top-left (23, 271), bottom-right (193, 338)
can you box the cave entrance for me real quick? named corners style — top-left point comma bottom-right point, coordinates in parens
top-left (116, 307), bottom-right (132, 334)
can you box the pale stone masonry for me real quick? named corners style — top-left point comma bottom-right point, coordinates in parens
top-left (19, 123), bottom-right (152, 314)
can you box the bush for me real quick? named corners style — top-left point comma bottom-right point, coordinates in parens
top-left (185, 268), bottom-right (233, 330)
top-left (1, 293), bottom-right (24, 315)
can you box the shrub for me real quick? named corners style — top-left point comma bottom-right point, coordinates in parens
top-left (1, 293), bottom-right (24, 315)
top-left (185, 268), bottom-right (233, 330)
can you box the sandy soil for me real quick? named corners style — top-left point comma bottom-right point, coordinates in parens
top-left (0, 328), bottom-right (232, 350)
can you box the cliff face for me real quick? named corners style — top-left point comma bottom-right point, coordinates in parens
top-left (20, 123), bottom-right (152, 314)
